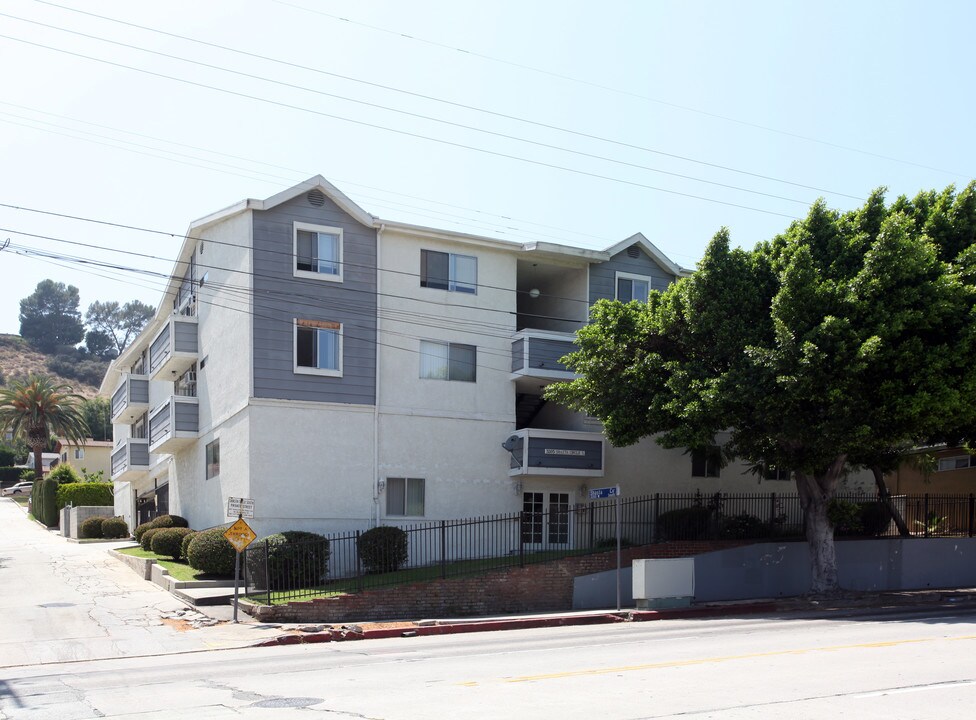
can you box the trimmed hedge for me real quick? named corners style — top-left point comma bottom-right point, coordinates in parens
top-left (151, 527), bottom-right (196, 560)
top-left (657, 506), bottom-right (712, 541)
top-left (181, 531), bottom-right (199, 561)
top-left (134, 515), bottom-right (189, 543)
top-left (101, 517), bottom-right (130, 539)
top-left (0, 466), bottom-right (23, 484)
top-left (357, 526), bottom-right (408, 573)
top-left (247, 531), bottom-right (330, 590)
top-left (141, 527), bottom-right (164, 551)
top-left (56, 482), bottom-right (113, 510)
top-left (720, 513), bottom-right (766, 540)
top-left (31, 478), bottom-right (60, 527)
top-left (80, 516), bottom-right (108, 539)
top-left (186, 527), bottom-right (236, 576)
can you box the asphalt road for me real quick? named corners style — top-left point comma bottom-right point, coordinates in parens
top-left (3, 606), bottom-right (975, 719)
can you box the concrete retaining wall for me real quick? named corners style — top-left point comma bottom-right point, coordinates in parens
top-left (110, 548), bottom-right (153, 580)
top-left (61, 506), bottom-right (115, 539)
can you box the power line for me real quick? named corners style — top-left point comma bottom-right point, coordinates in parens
top-left (28, 0), bottom-right (867, 201)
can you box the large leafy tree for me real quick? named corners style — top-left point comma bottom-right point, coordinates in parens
top-left (19, 280), bottom-right (85, 352)
top-left (0, 375), bottom-right (90, 480)
top-left (548, 184), bottom-right (976, 593)
top-left (85, 300), bottom-right (155, 357)
top-left (80, 397), bottom-right (112, 442)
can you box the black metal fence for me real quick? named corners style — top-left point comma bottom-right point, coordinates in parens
top-left (242, 491), bottom-right (976, 605)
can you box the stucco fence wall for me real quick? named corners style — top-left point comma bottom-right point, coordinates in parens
top-left (59, 505), bottom-right (116, 539)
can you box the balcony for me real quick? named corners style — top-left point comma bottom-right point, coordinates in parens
top-left (148, 316), bottom-right (198, 381)
top-left (111, 438), bottom-right (150, 482)
top-left (110, 373), bottom-right (149, 424)
top-left (148, 396), bottom-right (199, 454)
top-left (503, 429), bottom-right (604, 477)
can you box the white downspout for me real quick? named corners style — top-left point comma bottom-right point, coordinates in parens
top-left (372, 224), bottom-right (385, 527)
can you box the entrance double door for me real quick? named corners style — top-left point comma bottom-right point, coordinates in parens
top-left (521, 491), bottom-right (571, 546)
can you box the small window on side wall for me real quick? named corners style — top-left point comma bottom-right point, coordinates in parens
top-left (295, 319), bottom-right (342, 376)
top-left (691, 446), bottom-right (721, 478)
top-left (206, 439), bottom-right (220, 479)
top-left (419, 340), bottom-right (476, 382)
top-left (294, 223), bottom-right (342, 280)
top-left (421, 250), bottom-right (477, 293)
top-left (615, 272), bottom-right (652, 303)
top-left (386, 477), bottom-right (425, 516)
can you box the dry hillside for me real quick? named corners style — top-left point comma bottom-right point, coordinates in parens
top-left (0, 334), bottom-right (102, 398)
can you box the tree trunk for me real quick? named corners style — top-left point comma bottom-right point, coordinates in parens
top-left (32, 443), bottom-right (43, 481)
top-left (795, 454), bottom-right (847, 594)
top-left (871, 465), bottom-right (910, 537)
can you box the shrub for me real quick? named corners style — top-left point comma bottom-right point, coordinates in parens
top-left (101, 517), bottom-right (130, 539)
top-left (49, 464), bottom-right (82, 485)
top-left (20, 468), bottom-right (36, 482)
top-left (657, 506), bottom-right (712, 541)
top-left (141, 527), bottom-right (163, 551)
top-left (56, 482), bottom-right (113, 509)
top-left (858, 501), bottom-right (892, 536)
top-left (181, 531), bottom-right (198, 561)
top-left (828, 498), bottom-right (862, 536)
top-left (134, 521), bottom-right (154, 543)
top-left (151, 527), bottom-right (196, 560)
top-left (0, 463), bottom-right (20, 480)
top-left (720, 513), bottom-right (767, 540)
top-left (357, 526), bottom-right (408, 573)
top-left (247, 531), bottom-right (330, 590)
top-left (31, 477), bottom-right (59, 527)
top-left (186, 527), bottom-right (236, 576)
top-left (594, 536), bottom-right (636, 549)
top-left (149, 514), bottom-right (189, 530)
top-left (80, 516), bottom-right (108, 539)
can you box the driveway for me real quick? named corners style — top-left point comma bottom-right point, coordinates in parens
top-left (0, 498), bottom-right (285, 668)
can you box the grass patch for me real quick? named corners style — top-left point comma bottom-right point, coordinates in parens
top-left (12, 496), bottom-right (29, 507)
top-left (246, 548), bottom-right (590, 605)
top-left (117, 546), bottom-right (231, 582)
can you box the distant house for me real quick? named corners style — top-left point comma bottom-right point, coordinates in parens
top-left (16, 452), bottom-right (61, 476)
top-left (886, 447), bottom-right (976, 495)
top-left (55, 439), bottom-right (113, 481)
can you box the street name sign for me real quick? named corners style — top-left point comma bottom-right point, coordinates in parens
top-left (588, 485), bottom-right (621, 500)
top-left (226, 496), bottom-right (255, 519)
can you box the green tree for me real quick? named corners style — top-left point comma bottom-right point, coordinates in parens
top-left (19, 280), bottom-right (85, 352)
top-left (83, 329), bottom-right (116, 360)
top-left (0, 375), bottom-right (90, 480)
top-left (548, 184), bottom-right (976, 593)
top-left (85, 300), bottom-right (155, 356)
top-left (80, 396), bottom-right (112, 441)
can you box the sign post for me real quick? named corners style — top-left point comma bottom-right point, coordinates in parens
top-left (588, 485), bottom-right (622, 611)
top-left (224, 498), bottom-right (256, 622)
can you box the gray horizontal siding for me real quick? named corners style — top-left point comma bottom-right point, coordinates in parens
top-left (526, 437), bottom-right (602, 471)
top-left (251, 193), bottom-right (377, 404)
top-left (589, 244), bottom-right (676, 305)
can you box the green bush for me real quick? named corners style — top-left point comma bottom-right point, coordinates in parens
top-left (858, 501), bottom-right (892, 536)
top-left (20, 468), bottom-right (36, 482)
top-left (720, 513), bottom-right (767, 540)
top-left (101, 517), bottom-right (130, 539)
top-left (31, 478), bottom-right (59, 527)
top-left (181, 531), bottom-right (198, 561)
top-left (186, 527), bottom-right (236, 576)
top-left (0, 447), bottom-right (16, 467)
top-left (56, 482), bottom-right (113, 509)
top-left (828, 498), bottom-right (862, 536)
top-left (141, 527), bottom-right (163, 551)
top-left (49, 464), bottom-right (82, 485)
top-left (134, 521), bottom-right (154, 543)
top-left (357, 526), bottom-right (408, 573)
top-left (80, 516), bottom-right (109, 539)
top-left (0, 465), bottom-right (22, 483)
top-left (149, 514), bottom-right (190, 530)
top-left (247, 531), bottom-right (330, 590)
top-left (657, 506), bottom-right (712, 541)
top-left (151, 527), bottom-right (196, 560)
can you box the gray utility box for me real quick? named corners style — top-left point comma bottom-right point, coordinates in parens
top-left (632, 558), bottom-right (695, 609)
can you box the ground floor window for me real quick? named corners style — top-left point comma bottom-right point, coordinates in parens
top-left (386, 477), bottom-right (425, 517)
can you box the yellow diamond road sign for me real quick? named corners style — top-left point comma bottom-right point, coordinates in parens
top-left (224, 518), bottom-right (257, 552)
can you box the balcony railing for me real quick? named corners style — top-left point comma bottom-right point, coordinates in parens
top-left (511, 330), bottom-right (577, 381)
top-left (149, 316), bottom-right (198, 380)
top-left (148, 396), bottom-right (200, 454)
top-left (110, 373), bottom-right (149, 424)
top-left (111, 438), bottom-right (150, 482)
top-left (503, 428), bottom-right (604, 477)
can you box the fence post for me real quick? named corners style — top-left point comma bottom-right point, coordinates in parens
top-left (264, 539), bottom-right (270, 608)
top-left (355, 530), bottom-right (363, 592)
top-left (969, 494), bottom-right (974, 538)
top-left (518, 511), bottom-right (525, 568)
top-left (440, 520), bottom-right (447, 579)
top-left (924, 494), bottom-right (930, 538)
top-left (769, 492), bottom-right (776, 539)
top-left (652, 493), bottom-right (660, 542)
top-left (588, 501), bottom-right (595, 550)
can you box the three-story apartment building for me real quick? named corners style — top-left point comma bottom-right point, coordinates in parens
top-left (100, 177), bottom-right (868, 538)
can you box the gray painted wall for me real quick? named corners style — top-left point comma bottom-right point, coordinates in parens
top-left (589, 245), bottom-right (676, 305)
top-left (252, 192), bottom-right (377, 404)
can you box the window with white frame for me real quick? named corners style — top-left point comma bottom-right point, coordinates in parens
top-left (295, 320), bottom-right (342, 376)
top-left (420, 250), bottom-right (477, 293)
top-left (206, 439), bottom-right (220, 479)
top-left (420, 340), bottom-right (476, 382)
top-left (937, 455), bottom-right (976, 471)
top-left (294, 223), bottom-right (342, 280)
top-left (386, 477), bottom-right (425, 516)
top-left (74, 449), bottom-right (84, 460)
top-left (615, 272), bottom-right (652, 303)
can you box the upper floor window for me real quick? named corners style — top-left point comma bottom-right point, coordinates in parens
top-left (295, 319), bottom-right (342, 377)
top-left (420, 340), bottom-right (476, 382)
top-left (206, 439), bottom-right (220, 479)
top-left (295, 223), bottom-right (342, 280)
top-left (938, 455), bottom-right (976, 471)
top-left (616, 272), bottom-right (651, 303)
top-left (691, 446), bottom-right (721, 478)
top-left (74, 449), bottom-right (84, 460)
top-left (421, 250), bottom-right (477, 294)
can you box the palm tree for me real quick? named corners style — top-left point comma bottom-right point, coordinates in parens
top-left (0, 375), bottom-right (89, 480)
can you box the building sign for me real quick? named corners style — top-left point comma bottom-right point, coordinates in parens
top-left (544, 448), bottom-right (586, 456)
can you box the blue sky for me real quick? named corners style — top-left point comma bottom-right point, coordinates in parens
top-left (0, 0), bottom-right (973, 335)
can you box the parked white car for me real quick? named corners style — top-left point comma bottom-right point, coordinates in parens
top-left (2, 481), bottom-right (33, 496)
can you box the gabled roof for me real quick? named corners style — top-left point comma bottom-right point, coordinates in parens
top-left (604, 232), bottom-right (691, 277)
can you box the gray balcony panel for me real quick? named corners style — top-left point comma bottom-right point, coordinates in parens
top-left (149, 404), bottom-right (171, 446)
top-left (528, 338), bottom-right (575, 373)
top-left (149, 324), bottom-right (171, 374)
top-left (512, 338), bottom-right (525, 372)
top-left (173, 319), bottom-right (199, 353)
top-left (526, 436), bottom-right (602, 471)
top-left (174, 401), bottom-right (199, 432)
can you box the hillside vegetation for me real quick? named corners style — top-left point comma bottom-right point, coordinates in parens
top-left (0, 334), bottom-right (103, 398)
